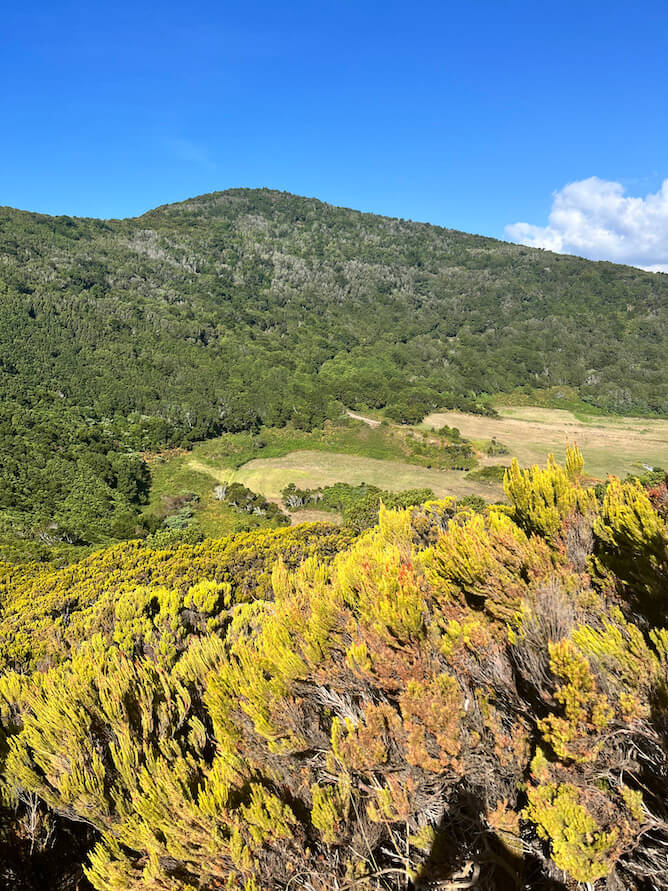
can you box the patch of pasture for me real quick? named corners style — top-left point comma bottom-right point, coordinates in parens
top-left (232, 450), bottom-right (500, 500)
top-left (422, 408), bottom-right (668, 480)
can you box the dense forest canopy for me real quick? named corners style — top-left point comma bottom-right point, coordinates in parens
top-left (1, 188), bottom-right (667, 551)
top-left (3, 187), bottom-right (668, 430)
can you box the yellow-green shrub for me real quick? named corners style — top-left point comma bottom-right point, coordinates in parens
top-left (0, 452), bottom-right (667, 890)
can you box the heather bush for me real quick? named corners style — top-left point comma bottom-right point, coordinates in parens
top-left (0, 449), bottom-right (666, 889)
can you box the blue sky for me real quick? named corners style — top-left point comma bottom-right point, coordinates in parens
top-left (2, 0), bottom-right (668, 263)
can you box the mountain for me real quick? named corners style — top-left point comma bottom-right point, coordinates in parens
top-left (0, 188), bottom-right (666, 552)
top-left (2, 187), bottom-right (667, 426)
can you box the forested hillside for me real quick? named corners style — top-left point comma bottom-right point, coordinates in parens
top-left (1, 450), bottom-right (667, 889)
top-left (1, 188), bottom-right (667, 552)
top-left (3, 188), bottom-right (666, 429)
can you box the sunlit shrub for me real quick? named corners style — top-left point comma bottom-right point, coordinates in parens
top-left (0, 451), bottom-right (667, 889)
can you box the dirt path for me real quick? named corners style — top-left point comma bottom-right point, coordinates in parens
top-left (346, 410), bottom-right (381, 428)
top-left (268, 495), bottom-right (342, 527)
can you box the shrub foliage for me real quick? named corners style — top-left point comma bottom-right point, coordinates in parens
top-left (0, 449), bottom-right (667, 889)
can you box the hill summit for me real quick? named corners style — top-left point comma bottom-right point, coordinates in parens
top-left (2, 187), bottom-right (666, 431)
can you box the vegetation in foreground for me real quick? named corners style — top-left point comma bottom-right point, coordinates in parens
top-left (0, 448), bottom-right (667, 889)
top-left (281, 482), bottom-right (443, 532)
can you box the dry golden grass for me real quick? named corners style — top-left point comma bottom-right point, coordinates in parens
top-left (180, 407), bottom-right (667, 528)
top-left (422, 407), bottom-right (668, 480)
top-left (231, 450), bottom-right (499, 500)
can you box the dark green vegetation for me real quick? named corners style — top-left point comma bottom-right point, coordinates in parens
top-left (282, 481), bottom-right (437, 530)
top-left (1, 188), bottom-right (667, 556)
top-left (0, 406), bottom-right (153, 561)
top-left (1, 451), bottom-right (667, 890)
top-left (467, 464), bottom-right (509, 483)
top-left (216, 482), bottom-right (289, 526)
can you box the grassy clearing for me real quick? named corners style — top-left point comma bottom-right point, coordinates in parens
top-left (144, 455), bottom-right (255, 537)
top-left (232, 451), bottom-right (499, 501)
top-left (184, 420), bottom-right (446, 471)
top-left (493, 386), bottom-right (610, 418)
top-left (144, 419), bottom-right (500, 538)
top-left (145, 404), bottom-right (667, 539)
top-left (422, 407), bottom-right (668, 480)
top-left (142, 421), bottom-right (424, 535)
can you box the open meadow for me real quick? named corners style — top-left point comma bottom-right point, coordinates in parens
top-left (144, 406), bottom-right (667, 535)
top-left (231, 450), bottom-right (498, 500)
top-left (422, 406), bottom-right (668, 480)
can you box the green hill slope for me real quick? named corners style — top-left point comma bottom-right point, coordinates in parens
top-left (1, 188), bottom-right (666, 551)
top-left (3, 187), bottom-right (667, 426)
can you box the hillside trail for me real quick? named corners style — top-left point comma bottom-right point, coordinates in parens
top-left (346, 410), bottom-right (381, 428)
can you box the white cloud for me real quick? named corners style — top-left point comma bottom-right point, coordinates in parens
top-left (505, 177), bottom-right (668, 272)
